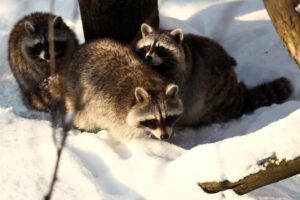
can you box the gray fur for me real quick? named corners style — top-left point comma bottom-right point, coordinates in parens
top-left (64, 39), bottom-right (183, 141)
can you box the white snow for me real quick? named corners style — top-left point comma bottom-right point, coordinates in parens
top-left (295, 4), bottom-right (300, 13)
top-left (1, 0), bottom-right (300, 200)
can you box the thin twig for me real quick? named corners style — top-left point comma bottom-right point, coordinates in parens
top-left (44, 0), bottom-right (63, 199)
top-left (44, 0), bottom-right (79, 198)
top-left (48, 7), bottom-right (56, 75)
top-left (44, 125), bottom-right (69, 200)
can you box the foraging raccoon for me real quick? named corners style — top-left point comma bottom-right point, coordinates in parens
top-left (8, 12), bottom-right (79, 111)
top-left (136, 23), bottom-right (292, 126)
top-left (64, 39), bottom-right (183, 141)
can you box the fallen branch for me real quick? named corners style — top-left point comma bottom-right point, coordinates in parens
top-left (198, 156), bottom-right (300, 195)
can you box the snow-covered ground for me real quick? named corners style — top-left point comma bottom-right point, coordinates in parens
top-left (1, 0), bottom-right (300, 199)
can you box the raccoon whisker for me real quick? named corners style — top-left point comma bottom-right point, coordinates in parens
top-left (163, 60), bottom-right (176, 63)
top-left (162, 55), bottom-right (175, 60)
top-left (163, 61), bottom-right (176, 66)
top-left (162, 59), bottom-right (177, 65)
top-left (162, 57), bottom-right (176, 62)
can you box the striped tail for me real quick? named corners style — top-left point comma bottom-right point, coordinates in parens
top-left (242, 77), bottom-right (292, 113)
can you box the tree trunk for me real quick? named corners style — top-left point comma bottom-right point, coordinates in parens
top-left (198, 156), bottom-right (300, 195)
top-left (263, 0), bottom-right (300, 68)
top-left (78, 0), bottom-right (159, 45)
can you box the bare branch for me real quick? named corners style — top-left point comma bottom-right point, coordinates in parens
top-left (43, 1), bottom-right (71, 199)
top-left (48, 14), bottom-right (56, 75)
top-left (44, 124), bottom-right (69, 200)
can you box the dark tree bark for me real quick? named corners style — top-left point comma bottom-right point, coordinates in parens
top-left (198, 156), bottom-right (300, 195)
top-left (263, 0), bottom-right (300, 68)
top-left (78, 0), bottom-right (159, 45)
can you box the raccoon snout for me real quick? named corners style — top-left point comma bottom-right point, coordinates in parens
top-left (145, 55), bottom-right (152, 62)
top-left (160, 133), bottom-right (169, 140)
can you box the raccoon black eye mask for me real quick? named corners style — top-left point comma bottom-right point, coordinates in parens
top-left (140, 119), bottom-right (158, 129)
top-left (139, 115), bottom-right (180, 130)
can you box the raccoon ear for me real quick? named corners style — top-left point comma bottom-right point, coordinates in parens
top-left (24, 21), bottom-right (35, 34)
top-left (165, 84), bottom-right (179, 98)
top-left (135, 87), bottom-right (150, 103)
top-left (170, 28), bottom-right (184, 43)
top-left (141, 23), bottom-right (154, 37)
top-left (53, 16), bottom-right (63, 29)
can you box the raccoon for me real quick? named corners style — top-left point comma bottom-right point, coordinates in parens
top-left (64, 39), bottom-right (183, 141)
top-left (8, 12), bottom-right (79, 111)
top-left (135, 23), bottom-right (292, 127)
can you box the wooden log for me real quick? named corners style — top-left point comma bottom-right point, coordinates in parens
top-left (198, 156), bottom-right (300, 195)
top-left (78, 0), bottom-right (159, 45)
top-left (263, 0), bottom-right (300, 68)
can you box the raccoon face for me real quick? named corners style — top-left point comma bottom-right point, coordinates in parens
top-left (136, 23), bottom-right (185, 68)
top-left (22, 16), bottom-right (69, 63)
top-left (127, 84), bottom-right (183, 140)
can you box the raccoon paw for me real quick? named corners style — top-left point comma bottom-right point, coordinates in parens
top-left (39, 75), bottom-right (59, 90)
top-left (25, 92), bottom-right (49, 112)
top-left (39, 78), bottom-right (49, 90)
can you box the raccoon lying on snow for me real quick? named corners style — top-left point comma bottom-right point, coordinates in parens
top-left (8, 12), bottom-right (79, 111)
top-left (136, 23), bottom-right (292, 127)
top-left (64, 39), bottom-right (183, 141)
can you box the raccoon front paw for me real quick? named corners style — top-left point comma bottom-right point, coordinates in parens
top-left (39, 78), bottom-right (50, 90)
top-left (39, 75), bottom-right (59, 90)
top-left (25, 92), bottom-right (49, 112)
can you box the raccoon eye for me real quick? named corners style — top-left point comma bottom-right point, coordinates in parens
top-left (156, 46), bottom-right (166, 54)
top-left (144, 45), bottom-right (151, 52)
top-left (165, 115), bottom-right (179, 125)
top-left (34, 43), bottom-right (43, 50)
top-left (140, 119), bottom-right (158, 129)
top-left (30, 43), bottom-right (44, 55)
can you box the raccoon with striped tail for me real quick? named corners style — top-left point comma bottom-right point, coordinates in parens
top-left (64, 39), bottom-right (183, 141)
top-left (135, 23), bottom-right (292, 127)
top-left (8, 12), bottom-right (79, 111)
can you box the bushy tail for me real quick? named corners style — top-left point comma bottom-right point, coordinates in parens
top-left (242, 77), bottom-right (292, 113)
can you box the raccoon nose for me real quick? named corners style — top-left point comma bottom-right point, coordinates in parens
top-left (145, 55), bottom-right (152, 62)
top-left (160, 133), bottom-right (169, 140)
